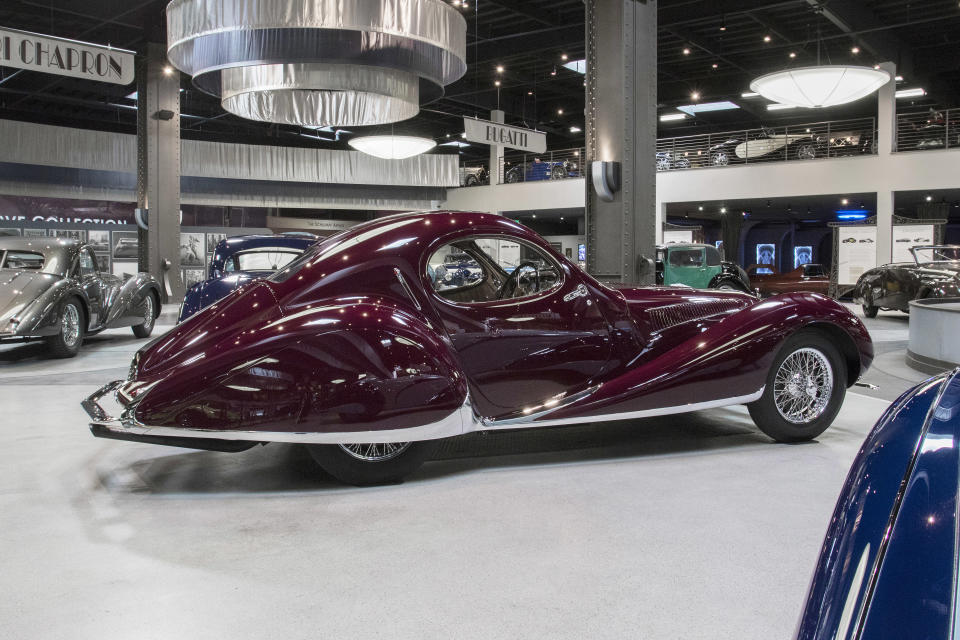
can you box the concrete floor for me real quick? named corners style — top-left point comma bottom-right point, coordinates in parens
top-left (0, 304), bottom-right (933, 639)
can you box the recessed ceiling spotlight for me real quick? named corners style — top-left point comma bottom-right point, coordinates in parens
top-left (926, 195), bottom-right (933, 202)
top-left (527, 90), bottom-right (534, 96)
top-left (532, 214), bottom-right (537, 218)
top-left (561, 53), bottom-right (568, 61)
top-left (789, 52), bottom-right (797, 59)
top-left (841, 198), bottom-right (849, 205)
top-left (569, 126), bottom-right (581, 133)
top-left (163, 65), bottom-right (174, 75)
top-left (851, 46), bottom-right (860, 54)
top-left (550, 67), bottom-right (557, 76)
top-left (682, 47), bottom-right (691, 55)
top-left (496, 65), bottom-right (504, 73)
top-left (690, 91), bottom-right (700, 100)
top-left (712, 63), bottom-right (719, 69)
top-left (763, 35), bottom-right (771, 43)
top-left (557, 108), bottom-right (564, 115)
top-left (494, 80), bottom-right (501, 87)
top-left (698, 205), bottom-right (704, 211)
top-left (720, 207), bottom-right (727, 213)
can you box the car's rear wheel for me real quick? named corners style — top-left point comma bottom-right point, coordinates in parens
top-left (748, 331), bottom-right (846, 442)
top-left (796, 143), bottom-right (817, 160)
top-left (46, 298), bottom-right (84, 358)
top-left (465, 175), bottom-right (478, 187)
top-left (132, 292), bottom-right (158, 338)
top-left (306, 440), bottom-right (439, 486)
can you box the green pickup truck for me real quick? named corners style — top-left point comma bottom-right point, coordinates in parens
top-left (655, 243), bottom-right (752, 293)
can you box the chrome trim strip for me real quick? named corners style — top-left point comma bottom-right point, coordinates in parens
top-left (84, 380), bottom-right (764, 445)
top-left (480, 388), bottom-right (765, 430)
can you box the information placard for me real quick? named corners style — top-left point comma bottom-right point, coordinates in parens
top-left (837, 226), bottom-right (877, 285)
top-left (892, 224), bottom-right (935, 263)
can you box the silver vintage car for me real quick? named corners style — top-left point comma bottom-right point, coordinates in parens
top-left (0, 238), bottom-right (161, 357)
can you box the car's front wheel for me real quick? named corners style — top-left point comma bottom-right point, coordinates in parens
top-left (306, 440), bottom-right (439, 486)
top-left (862, 293), bottom-right (879, 318)
top-left (132, 292), bottom-right (158, 338)
top-left (46, 298), bottom-right (84, 358)
top-left (748, 331), bottom-right (846, 442)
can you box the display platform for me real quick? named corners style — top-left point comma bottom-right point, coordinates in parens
top-left (907, 297), bottom-right (960, 373)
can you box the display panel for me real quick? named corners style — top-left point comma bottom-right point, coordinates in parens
top-left (794, 246), bottom-right (813, 268)
top-left (756, 244), bottom-right (776, 274)
top-left (892, 225), bottom-right (935, 263)
top-left (837, 226), bottom-right (877, 285)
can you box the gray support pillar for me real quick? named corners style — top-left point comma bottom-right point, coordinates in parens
top-left (489, 109), bottom-right (505, 185)
top-left (136, 43), bottom-right (183, 302)
top-left (584, 0), bottom-right (657, 284)
top-left (875, 61), bottom-right (896, 266)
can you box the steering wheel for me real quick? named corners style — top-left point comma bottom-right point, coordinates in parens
top-left (497, 261), bottom-right (540, 300)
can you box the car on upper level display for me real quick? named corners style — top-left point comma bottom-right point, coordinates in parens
top-left (504, 158), bottom-right (579, 182)
top-left (84, 211), bottom-right (872, 486)
top-left (709, 128), bottom-right (820, 165)
top-left (458, 166), bottom-right (488, 187)
top-left (655, 151), bottom-right (691, 171)
top-left (853, 245), bottom-right (960, 317)
top-left (113, 237), bottom-right (139, 258)
top-left (177, 234), bottom-right (317, 323)
top-left (655, 243), bottom-right (753, 293)
top-left (0, 238), bottom-right (161, 358)
top-left (748, 264), bottom-right (831, 298)
top-left (796, 369), bottom-right (960, 640)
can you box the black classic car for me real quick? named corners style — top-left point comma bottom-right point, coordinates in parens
top-left (0, 238), bottom-right (161, 357)
top-left (853, 245), bottom-right (960, 317)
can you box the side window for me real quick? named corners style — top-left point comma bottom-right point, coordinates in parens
top-left (705, 246), bottom-right (721, 267)
top-left (428, 243), bottom-right (486, 293)
top-left (79, 249), bottom-right (98, 276)
top-left (670, 248), bottom-right (704, 267)
top-left (427, 237), bottom-right (562, 303)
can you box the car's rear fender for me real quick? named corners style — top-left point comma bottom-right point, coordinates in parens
top-left (132, 300), bottom-right (470, 437)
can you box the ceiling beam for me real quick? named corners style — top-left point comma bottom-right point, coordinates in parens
top-left (480, 1), bottom-right (560, 28)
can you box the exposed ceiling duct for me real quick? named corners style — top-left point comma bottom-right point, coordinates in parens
top-left (166, 0), bottom-right (468, 127)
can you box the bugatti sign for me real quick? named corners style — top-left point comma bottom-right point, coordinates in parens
top-left (463, 117), bottom-right (547, 154)
top-left (0, 27), bottom-right (134, 85)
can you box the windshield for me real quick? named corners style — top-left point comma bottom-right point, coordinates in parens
top-left (912, 246), bottom-right (960, 264)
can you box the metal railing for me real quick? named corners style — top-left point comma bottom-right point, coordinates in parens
top-left (896, 108), bottom-right (958, 152)
top-left (655, 117), bottom-right (877, 171)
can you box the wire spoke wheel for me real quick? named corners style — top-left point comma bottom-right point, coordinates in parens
top-left (61, 304), bottom-right (80, 348)
top-left (338, 442), bottom-right (412, 462)
top-left (773, 347), bottom-right (834, 424)
top-left (142, 295), bottom-right (154, 330)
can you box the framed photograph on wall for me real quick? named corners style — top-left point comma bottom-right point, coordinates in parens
top-left (87, 230), bottom-right (110, 253)
top-left (112, 231), bottom-right (139, 259)
top-left (53, 229), bottom-right (86, 241)
top-left (23, 229), bottom-right (47, 238)
top-left (182, 268), bottom-right (205, 289)
top-left (0, 228), bottom-right (21, 237)
top-left (206, 232), bottom-right (228, 255)
top-left (180, 232), bottom-right (205, 267)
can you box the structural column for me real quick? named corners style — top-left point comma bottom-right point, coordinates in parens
top-left (584, 0), bottom-right (657, 284)
top-left (875, 61), bottom-right (897, 266)
top-left (488, 109), bottom-right (505, 185)
top-left (137, 42), bottom-right (183, 302)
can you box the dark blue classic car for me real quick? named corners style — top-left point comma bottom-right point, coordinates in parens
top-left (178, 234), bottom-right (316, 323)
top-left (797, 368), bottom-right (960, 640)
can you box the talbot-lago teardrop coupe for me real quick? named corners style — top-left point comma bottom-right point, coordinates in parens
top-left (1, 237), bottom-right (161, 358)
top-left (84, 211), bottom-right (873, 485)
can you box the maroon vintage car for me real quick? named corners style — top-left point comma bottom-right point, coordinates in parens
top-left (84, 211), bottom-right (872, 485)
top-left (748, 263), bottom-right (831, 298)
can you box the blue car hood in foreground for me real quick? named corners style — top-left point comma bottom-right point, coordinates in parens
top-left (797, 369), bottom-right (960, 640)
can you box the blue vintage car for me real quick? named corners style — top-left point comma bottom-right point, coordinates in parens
top-left (178, 234), bottom-right (317, 323)
top-left (796, 368), bottom-right (960, 640)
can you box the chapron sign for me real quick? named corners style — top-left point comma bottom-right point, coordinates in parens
top-left (0, 27), bottom-right (135, 85)
top-left (463, 117), bottom-right (547, 154)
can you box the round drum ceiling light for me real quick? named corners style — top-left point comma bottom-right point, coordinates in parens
top-left (166, 0), bottom-right (467, 127)
top-left (749, 65), bottom-right (891, 108)
top-left (348, 135), bottom-right (437, 160)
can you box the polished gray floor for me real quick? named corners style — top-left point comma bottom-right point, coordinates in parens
top-left (0, 305), bottom-right (931, 639)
